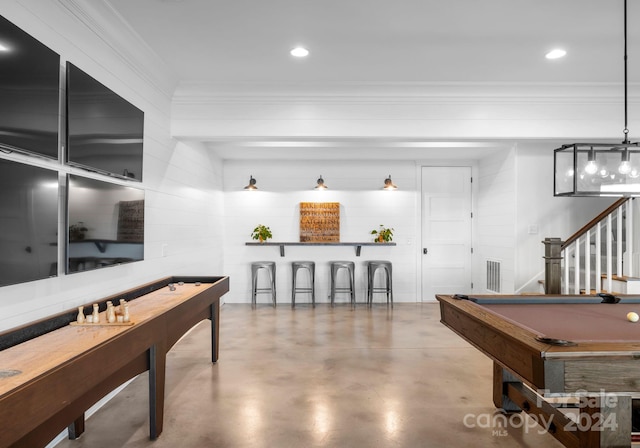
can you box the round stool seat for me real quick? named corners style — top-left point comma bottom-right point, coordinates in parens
top-left (251, 261), bottom-right (276, 307)
top-left (329, 261), bottom-right (355, 306)
top-left (366, 260), bottom-right (393, 306)
top-left (291, 261), bottom-right (315, 308)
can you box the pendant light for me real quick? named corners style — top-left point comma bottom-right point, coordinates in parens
top-left (244, 175), bottom-right (258, 190)
top-left (383, 175), bottom-right (398, 190)
top-left (554, 0), bottom-right (640, 197)
top-left (314, 175), bottom-right (328, 190)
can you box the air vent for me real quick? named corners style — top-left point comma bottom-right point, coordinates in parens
top-left (486, 259), bottom-right (501, 293)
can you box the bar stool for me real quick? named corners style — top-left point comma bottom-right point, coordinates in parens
top-left (330, 261), bottom-right (355, 306)
top-left (251, 261), bottom-right (276, 307)
top-left (291, 261), bottom-right (315, 308)
top-left (366, 260), bottom-right (393, 306)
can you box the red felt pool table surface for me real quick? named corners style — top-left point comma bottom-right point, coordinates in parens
top-left (437, 294), bottom-right (640, 448)
top-left (483, 303), bottom-right (640, 342)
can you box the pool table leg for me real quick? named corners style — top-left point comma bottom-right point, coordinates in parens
top-left (492, 362), bottom-right (522, 412)
top-left (492, 361), bottom-right (633, 447)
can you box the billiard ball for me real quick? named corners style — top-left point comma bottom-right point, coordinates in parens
top-left (627, 312), bottom-right (639, 322)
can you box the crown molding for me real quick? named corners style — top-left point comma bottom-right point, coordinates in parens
top-left (173, 81), bottom-right (636, 106)
top-left (56, 0), bottom-right (178, 100)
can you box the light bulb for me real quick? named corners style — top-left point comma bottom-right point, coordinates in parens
top-left (584, 160), bottom-right (598, 174)
top-left (546, 49), bottom-right (567, 59)
top-left (619, 160), bottom-right (632, 174)
top-left (290, 47), bottom-right (309, 57)
top-left (618, 149), bottom-right (632, 175)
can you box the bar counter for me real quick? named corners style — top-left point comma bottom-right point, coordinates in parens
top-left (245, 241), bottom-right (396, 256)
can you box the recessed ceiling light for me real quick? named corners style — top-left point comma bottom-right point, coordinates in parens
top-left (545, 49), bottom-right (567, 59)
top-left (290, 47), bottom-right (309, 58)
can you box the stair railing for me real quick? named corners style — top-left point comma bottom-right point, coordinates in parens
top-left (557, 198), bottom-right (632, 294)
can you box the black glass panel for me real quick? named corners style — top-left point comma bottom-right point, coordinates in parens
top-left (66, 62), bottom-right (144, 181)
top-left (0, 14), bottom-right (60, 159)
top-left (0, 159), bottom-right (59, 286)
top-left (66, 174), bottom-right (144, 274)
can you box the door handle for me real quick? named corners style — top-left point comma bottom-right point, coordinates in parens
top-left (423, 248), bottom-right (428, 255)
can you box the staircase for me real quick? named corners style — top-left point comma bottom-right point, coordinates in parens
top-left (554, 198), bottom-right (637, 294)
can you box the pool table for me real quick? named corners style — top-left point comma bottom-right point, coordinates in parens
top-left (437, 293), bottom-right (640, 448)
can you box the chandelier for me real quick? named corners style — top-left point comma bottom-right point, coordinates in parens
top-left (554, 0), bottom-right (640, 197)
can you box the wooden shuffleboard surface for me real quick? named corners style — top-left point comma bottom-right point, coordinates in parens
top-left (0, 283), bottom-right (211, 396)
top-left (0, 276), bottom-right (229, 448)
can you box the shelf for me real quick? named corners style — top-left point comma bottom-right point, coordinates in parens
top-left (245, 242), bottom-right (396, 257)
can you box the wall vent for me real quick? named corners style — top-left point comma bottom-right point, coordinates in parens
top-left (486, 259), bottom-right (501, 293)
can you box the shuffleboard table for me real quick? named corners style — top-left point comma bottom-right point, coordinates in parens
top-left (0, 275), bottom-right (229, 447)
top-left (437, 293), bottom-right (640, 448)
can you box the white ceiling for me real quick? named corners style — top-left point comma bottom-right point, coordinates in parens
top-left (106, 0), bottom-right (639, 84)
top-left (105, 0), bottom-right (640, 159)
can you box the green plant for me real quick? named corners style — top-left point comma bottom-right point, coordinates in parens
top-left (371, 225), bottom-right (394, 243)
top-left (69, 222), bottom-right (88, 241)
top-left (251, 224), bottom-right (273, 242)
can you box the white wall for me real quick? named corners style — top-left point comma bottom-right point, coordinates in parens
top-left (473, 144), bottom-right (615, 294)
top-left (223, 159), bottom-right (417, 304)
top-left (223, 152), bottom-right (611, 301)
top-left (0, 1), bottom-right (628, 329)
top-left (172, 72), bottom-right (635, 299)
top-left (173, 82), bottom-right (636, 141)
top-left (475, 148), bottom-right (517, 293)
top-left (0, 2), bottom-right (225, 331)
top-left (514, 142), bottom-right (617, 292)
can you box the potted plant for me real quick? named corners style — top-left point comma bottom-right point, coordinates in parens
top-left (69, 221), bottom-right (88, 241)
top-left (371, 225), bottom-right (394, 243)
top-left (251, 224), bottom-right (273, 243)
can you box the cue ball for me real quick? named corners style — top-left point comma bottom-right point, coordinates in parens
top-left (627, 312), bottom-right (639, 322)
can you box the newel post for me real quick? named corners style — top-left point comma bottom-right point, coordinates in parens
top-left (543, 237), bottom-right (563, 294)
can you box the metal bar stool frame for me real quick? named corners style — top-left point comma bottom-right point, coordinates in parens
top-left (366, 260), bottom-right (393, 307)
top-left (251, 261), bottom-right (277, 307)
top-left (291, 261), bottom-right (315, 308)
top-left (330, 261), bottom-right (356, 306)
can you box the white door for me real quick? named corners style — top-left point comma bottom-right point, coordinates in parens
top-left (421, 166), bottom-right (472, 300)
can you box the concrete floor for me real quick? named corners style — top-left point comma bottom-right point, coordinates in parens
top-left (56, 303), bottom-right (563, 448)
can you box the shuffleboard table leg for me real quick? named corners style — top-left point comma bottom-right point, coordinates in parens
top-left (148, 344), bottom-right (166, 440)
top-left (211, 302), bottom-right (219, 363)
top-left (492, 362), bottom-right (522, 413)
top-left (67, 413), bottom-right (85, 439)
